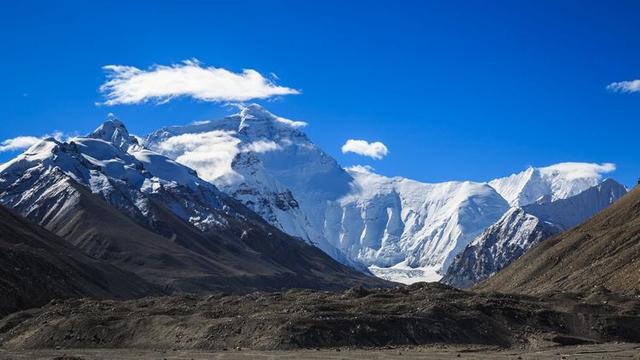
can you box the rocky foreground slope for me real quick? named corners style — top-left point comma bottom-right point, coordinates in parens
top-left (0, 205), bottom-right (158, 317)
top-left (478, 185), bottom-right (640, 294)
top-left (1, 283), bottom-right (640, 351)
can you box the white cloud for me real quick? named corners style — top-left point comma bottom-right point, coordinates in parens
top-left (99, 59), bottom-right (300, 105)
top-left (341, 139), bottom-right (389, 160)
top-left (242, 140), bottom-right (282, 153)
top-left (151, 130), bottom-right (242, 184)
top-left (539, 162), bottom-right (616, 180)
top-left (274, 116), bottom-right (307, 128)
top-left (606, 79), bottom-right (640, 93)
top-left (345, 165), bottom-right (375, 173)
top-left (0, 131), bottom-right (66, 153)
top-left (0, 136), bottom-right (42, 152)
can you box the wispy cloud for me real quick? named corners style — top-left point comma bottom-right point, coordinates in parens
top-left (606, 79), bottom-right (640, 93)
top-left (0, 136), bottom-right (43, 152)
top-left (345, 164), bottom-right (376, 173)
top-left (150, 130), bottom-right (243, 184)
top-left (99, 59), bottom-right (300, 105)
top-left (241, 140), bottom-right (282, 153)
top-left (540, 162), bottom-right (616, 180)
top-left (0, 131), bottom-right (66, 153)
top-left (341, 139), bottom-right (389, 160)
top-left (273, 116), bottom-right (307, 128)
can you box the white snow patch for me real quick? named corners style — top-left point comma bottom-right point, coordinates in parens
top-left (369, 263), bottom-right (442, 284)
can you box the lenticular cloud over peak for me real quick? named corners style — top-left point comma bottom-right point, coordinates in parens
top-left (539, 162), bottom-right (616, 180)
top-left (99, 59), bottom-right (300, 105)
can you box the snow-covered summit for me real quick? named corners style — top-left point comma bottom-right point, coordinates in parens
top-left (146, 104), bottom-right (307, 150)
top-left (488, 162), bottom-right (615, 206)
top-left (88, 117), bottom-right (140, 151)
top-left (0, 118), bottom-right (236, 234)
top-left (144, 104), bottom-right (354, 265)
top-left (237, 103), bottom-right (308, 131)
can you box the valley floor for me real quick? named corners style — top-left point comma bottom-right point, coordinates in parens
top-left (2, 343), bottom-right (640, 360)
top-left (2, 283), bottom-right (640, 356)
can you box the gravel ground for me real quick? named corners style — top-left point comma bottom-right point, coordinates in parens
top-left (2, 283), bottom-right (640, 352)
top-left (1, 343), bottom-right (640, 360)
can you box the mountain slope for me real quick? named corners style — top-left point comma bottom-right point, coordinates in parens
top-left (441, 207), bottom-right (559, 288)
top-left (145, 104), bottom-right (510, 282)
top-left (0, 120), bottom-right (388, 293)
top-left (0, 204), bottom-right (158, 317)
top-left (443, 179), bottom-right (627, 288)
top-left (476, 185), bottom-right (640, 294)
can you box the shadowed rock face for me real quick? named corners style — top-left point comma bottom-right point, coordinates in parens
top-left (477, 185), bottom-right (640, 294)
top-left (442, 207), bottom-right (559, 288)
top-left (0, 204), bottom-right (159, 317)
top-left (2, 283), bottom-right (640, 351)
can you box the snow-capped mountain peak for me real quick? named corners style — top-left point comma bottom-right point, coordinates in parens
top-left (144, 104), bottom-right (355, 265)
top-left (488, 162), bottom-right (615, 206)
top-left (88, 117), bottom-right (139, 151)
top-left (237, 103), bottom-right (308, 131)
top-left (0, 119), bottom-right (237, 235)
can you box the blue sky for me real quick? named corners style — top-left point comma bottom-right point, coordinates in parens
top-left (1, 0), bottom-right (639, 185)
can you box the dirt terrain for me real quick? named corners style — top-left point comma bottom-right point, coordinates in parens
top-left (2, 342), bottom-right (640, 359)
top-left (2, 283), bottom-right (640, 353)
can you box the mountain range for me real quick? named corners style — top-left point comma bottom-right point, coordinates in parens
top-left (144, 104), bottom-right (621, 283)
top-left (0, 118), bottom-right (387, 303)
top-left (0, 104), bottom-right (627, 295)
